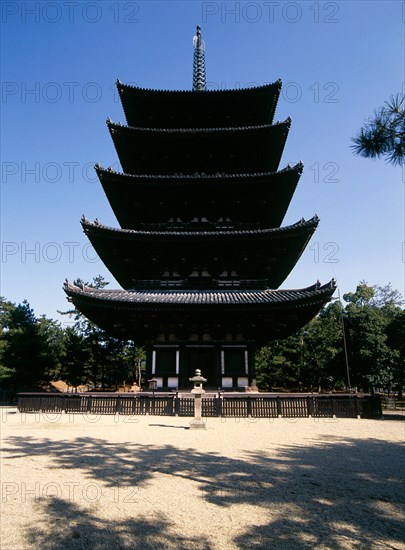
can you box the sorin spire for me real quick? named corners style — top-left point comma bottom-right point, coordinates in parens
top-left (192, 25), bottom-right (206, 91)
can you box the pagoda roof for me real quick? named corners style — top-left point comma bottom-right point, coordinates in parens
top-left (108, 119), bottom-right (290, 175)
top-left (63, 279), bottom-right (336, 344)
top-left (95, 162), bottom-right (303, 186)
top-left (116, 80), bottom-right (282, 129)
top-left (96, 163), bottom-right (303, 229)
top-left (81, 216), bottom-right (318, 290)
top-left (82, 215), bottom-right (318, 239)
top-left (64, 279), bottom-right (335, 306)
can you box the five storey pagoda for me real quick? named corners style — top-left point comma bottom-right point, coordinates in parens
top-left (64, 27), bottom-right (336, 390)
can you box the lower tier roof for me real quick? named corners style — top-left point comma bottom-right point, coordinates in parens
top-left (63, 280), bottom-right (336, 345)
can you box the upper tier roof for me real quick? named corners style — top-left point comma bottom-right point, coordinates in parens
top-left (117, 80), bottom-right (282, 129)
top-left (81, 216), bottom-right (319, 290)
top-left (63, 279), bottom-right (336, 344)
top-left (96, 163), bottom-right (303, 230)
top-left (108, 119), bottom-right (290, 176)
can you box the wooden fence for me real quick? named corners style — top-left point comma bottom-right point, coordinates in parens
top-left (0, 389), bottom-right (15, 404)
top-left (16, 392), bottom-right (382, 418)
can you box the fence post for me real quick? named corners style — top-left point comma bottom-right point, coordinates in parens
top-left (307, 396), bottom-right (313, 417)
top-left (115, 397), bottom-right (121, 415)
top-left (355, 396), bottom-right (362, 419)
top-left (277, 396), bottom-right (282, 418)
top-left (332, 398), bottom-right (336, 418)
top-left (216, 395), bottom-right (223, 417)
top-left (247, 396), bottom-right (252, 417)
top-left (87, 396), bottom-right (92, 413)
top-left (174, 393), bottom-right (180, 416)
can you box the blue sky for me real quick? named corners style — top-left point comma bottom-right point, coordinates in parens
top-left (1, 0), bottom-right (404, 324)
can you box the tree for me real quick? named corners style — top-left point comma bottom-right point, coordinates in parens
top-left (305, 301), bottom-right (347, 390)
top-left (0, 297), bottom-right (16, 384)
top-left (60, 276), bottom-right (138, 389)
top-left (256, 336), bottom-right (301, 391)
top-left (1, 301), bottom-right (46, 386)
top-left (256, 282), bottom-right (404, 394)
top-left (60, 276), bottom-right (111, 388)
top-left (385, 309), bottom-right (405, 397)
top-left (1, 301), bottom-right (41, 386)
top-left (0, 300), bottom-right (66, 388)
top-left (344, 301), bottom-right (393, 390)
top-left (101, 337), bottom-right (136, 389)
top-left (0, 296), bottom-right (15, 330)
top-left (37, 316), bottom-right (65, 381)
top-left (343, 282), bottom-right (403, 391)
top-left (351, 93), bottom-right (404, 166)
top-left (343, 282), bottom-right (375, 306)
top-left (61, 327), bottom-right (90, 389)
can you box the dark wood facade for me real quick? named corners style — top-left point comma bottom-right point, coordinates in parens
top-left (64, 28), bottom-right (335, 390)
top-left (96, 163), bottom-right (303, 230)
top-left (81, 216), bottom-right (319, 290)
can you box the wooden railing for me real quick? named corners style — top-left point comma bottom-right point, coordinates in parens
top-left (16, 392), bottom-right (382, 419)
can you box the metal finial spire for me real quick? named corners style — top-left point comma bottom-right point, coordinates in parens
top-left (192, 25), bottom-right (206, 91)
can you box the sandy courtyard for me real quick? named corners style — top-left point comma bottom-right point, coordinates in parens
top-left (0, 407), bottom-right (404, 549)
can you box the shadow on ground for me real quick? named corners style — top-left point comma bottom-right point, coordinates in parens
top-left (2, 427), bottom-right (404, 549)
top-left (24, 498), bottom-right (212, 550)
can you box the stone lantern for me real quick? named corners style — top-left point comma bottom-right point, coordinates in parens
top-left (189, 369), bottom-right (207, 429)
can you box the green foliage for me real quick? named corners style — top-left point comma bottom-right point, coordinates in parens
top-left (342, 282), bottom-right (403, 390)
top-left (0, 278), bottom-right (139, 390)
top-left (0, 301), bottom-right (64, 387)
top-left (61, 327), bottom-right (90, 388)
top-left (344, 281), bottom-right (375, 306)
top-left (0, 297), bottom-right (16, 383)
top-left (257, 282), bottom-right (404, 393)
top-left (0, 296), bottom-right (15, 330)
top-left (305, 301), bottom-right (346, 389)
top-left (59, 275), bottom-right (139, 389)
top-left (351, 93), bottom-right (405, 166)
top-left (384, 309), bottom-right (405, 396)
top-left (256, 342), bottom-right (296, 391)
top-left (344, 303), bottom-right (393, 388)
top-left (37, 316), bottom-right (65, 380)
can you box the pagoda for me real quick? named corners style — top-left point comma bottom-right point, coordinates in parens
top-left (64, 27), bottom-right (336, 390)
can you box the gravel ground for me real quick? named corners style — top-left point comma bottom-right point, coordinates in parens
top-left (0, 407), bottom-right (404, 550)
